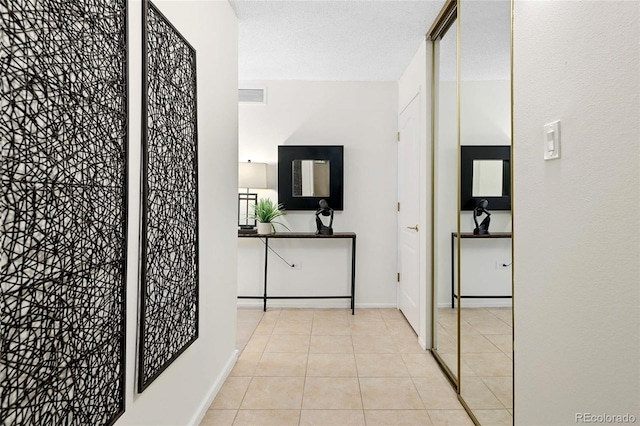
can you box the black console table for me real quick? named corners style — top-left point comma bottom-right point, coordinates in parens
top-left (451, 232), bottom-right (512, 308)
top-left (238, 232), bottom-right (357, 314)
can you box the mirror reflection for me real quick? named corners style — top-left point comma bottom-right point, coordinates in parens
top-left (459, 0), bottom-right (513, 424)
top-left (432, 15), bottom-right (459, 383)
top-left (292, 159), bottom-right (330, 197)
top-left (472, 160), bottom-right (504, 197)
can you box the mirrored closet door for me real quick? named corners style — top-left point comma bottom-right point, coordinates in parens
top-left (458, 0), bottom-right (513, 424)
top-left (430, 0), bottom-right (459, 385)
top-left (429, 0), bottom-right (514, 424)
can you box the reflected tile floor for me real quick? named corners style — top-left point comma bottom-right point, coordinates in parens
top-left (201, 308), bottom-right (473, 426)
top-left (436, 306), bottom-right (513, 424)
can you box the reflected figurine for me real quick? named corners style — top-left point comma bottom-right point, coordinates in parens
top-left (473, 199), bottom-right (491, 235)
top-left (315, 199), bottom-right (334, 235)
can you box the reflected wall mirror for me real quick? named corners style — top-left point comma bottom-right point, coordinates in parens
top-left (461, 145), bottom-right (511, 210)
top-left (278, 145), bottom-right (344, 210)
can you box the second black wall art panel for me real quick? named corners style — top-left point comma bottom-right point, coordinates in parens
top-left (138, 1), bottom-right (199, 392)
top-left (0, 1), bottom-right (128, 424)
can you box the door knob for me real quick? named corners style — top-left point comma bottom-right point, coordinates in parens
top-left (407, 225), bottom-right (419, 232)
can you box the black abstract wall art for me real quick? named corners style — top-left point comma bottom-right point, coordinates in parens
top-left (138, 1), bottom-right (199, 392)
top-left (0, 1), bottom-right (128, 425)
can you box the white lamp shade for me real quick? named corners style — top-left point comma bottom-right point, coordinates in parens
top-left (239, 161), bottom-right (268, 189)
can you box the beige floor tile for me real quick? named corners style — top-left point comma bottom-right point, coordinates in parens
top-left (472, 409), bottom-right (513, 425)
top-left (436, 333), bottom-right (456, 354)
top-left (427, 409), bottom-right (474, 426)
top-left (262, 309), bottom-right (281, 320)
top-left (254, 352), bottom-right (308, 376)
top-left (302, 377), bottom-right (363, 409)
top-left (464, 353), bottom-right (512, 377)
top-left (309, 335), bottom-right (353, 353)
top-left (252, 321), bottom-right (276, 335)
top-left (350, 308), bottom-right (382, 319)
top-left (199, 409), bottom-right (236, 426)
top-left (459, 376), bottom-right (504, 409)
top-left (359, 377), bottom-right (424, 409)
top-left (393, 334), bottom-right (426, 353)
top-left (436, 352), bottom-right (458, 378)
top-left (243, 334), bottom-right (269, 353)
top-left (379, 308), bottom-right (406, 321)
top-left (279, 308), bottom-right (315, 321)
top-left (356, 353), bottom-right (409, 377)
top-left (365, 410), bottom-right (433, 425)
top-left (485, 334), bottom-right (512, 355)
top-left (312, 318), bottom-right (351, 336)
top-left (233, 410), bottom-right (299, 426)
top-left (460, 308), bottom-right (497, 322)
top-left (230, 352), bottom-right (261, 377)
top-left (300, 410), bottom-right (365, 425)
top-left (460, 334), bottom-right (502, 353)
top-left (264, 334), bottom-right (310, 353)
top-left (460, 323), bottom-right (482, 336)
top-left (272, 319), bottom-right (313, 335)
top-left (384, 318), bottom-right (417, 335)
top-left (402, 353), bottom-right (444, 378)
top-left (413, 377), bottom-right (463, 410)
top-left (313, 308), bottom-right (350, 320)
top-left (349, 319), bottom-right (389, 336)
top-left (469, 318), bottom-right (512, 335)
top-left (482, 376), bottom-right (513, 409)
top-left (307, 353), bottom-right (357, 377)
top-left (210, 377), bottom-right (251, 409)
top-left (352, 334), bottom-right (397, 353)
top-left (240, 377), bottom-right (304, 409)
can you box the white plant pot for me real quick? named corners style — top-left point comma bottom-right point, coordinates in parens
top-left (257, 222), bottom-right (273, 235)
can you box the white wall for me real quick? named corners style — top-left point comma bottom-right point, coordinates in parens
top-left (117, 1), bottom-right (238, 425)
top-left (514, 1), bottom-right (640, 424)
top-left (398, 40), bottom-right (432, 348)
top-left (238, 81), bottom-right (398, 308)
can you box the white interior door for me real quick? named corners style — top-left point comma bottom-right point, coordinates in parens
top-left (398, 93), bottom-right (421, 334)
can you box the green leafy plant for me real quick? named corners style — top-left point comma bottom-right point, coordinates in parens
top-left (251, 198), bottom-right (290, 231)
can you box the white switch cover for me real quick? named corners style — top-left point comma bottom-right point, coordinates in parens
top-left (543, 120), bottom-right (561, 160)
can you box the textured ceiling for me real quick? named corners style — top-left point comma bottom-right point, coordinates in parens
top-left (230, 0), bottom-right (444, 81)
top-left (230, 0), bottom-right (512, 82)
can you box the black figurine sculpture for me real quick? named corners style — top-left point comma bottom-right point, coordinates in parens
top-left (473, 199), bottom-right (491, 235)
top-left (315, 199), bottom-right (334, 235)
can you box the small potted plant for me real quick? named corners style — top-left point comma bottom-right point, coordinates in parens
top-left (251, 198), bottom-right (289, 234)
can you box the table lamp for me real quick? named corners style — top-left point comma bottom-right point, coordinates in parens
top-left (238, 160), bottom-right (267, 234)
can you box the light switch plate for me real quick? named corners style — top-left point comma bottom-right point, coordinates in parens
top-left (543, 120), bottom-right (561, 160)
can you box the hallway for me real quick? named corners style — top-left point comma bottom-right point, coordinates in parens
top-left (200, 308), bottom-right (474, 425)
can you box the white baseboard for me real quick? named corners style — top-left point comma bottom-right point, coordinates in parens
top-left (237, 300), bottom-right (397, 309)
top-left (189, 349), bottom-right (238, 426)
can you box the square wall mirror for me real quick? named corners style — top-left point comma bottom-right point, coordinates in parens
top-left (461, 145), bottom-right (511, 211)
top-left (278, 145), bottom-right (344, 210)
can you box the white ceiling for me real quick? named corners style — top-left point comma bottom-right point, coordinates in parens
top-left (230, 0), bottom-right (512, 82)
top-left (230, 0), bottom-right (445, 81)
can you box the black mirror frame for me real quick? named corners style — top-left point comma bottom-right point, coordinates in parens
top-left (461, 145), bottom-right (511, 211)
top-left (278, 145), bottom-right (344, 211)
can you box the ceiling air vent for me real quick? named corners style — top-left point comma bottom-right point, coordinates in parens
top-left (239, 88), bottom-right (266, 104)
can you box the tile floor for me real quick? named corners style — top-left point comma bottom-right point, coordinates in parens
top-left (436, 306), bottom-right (513, 425)
top-left (200, 308), bottom-right (474, 426)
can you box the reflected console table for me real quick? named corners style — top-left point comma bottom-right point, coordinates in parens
top-left (238, 232), bottom-right (357, 315)
top-left (451, 232), bottom-right (512, 308)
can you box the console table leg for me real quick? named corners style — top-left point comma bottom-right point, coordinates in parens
top-left (351, 236), bottom-right (356, 315)
top-left (263, 237), bottom-right (269, 312)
